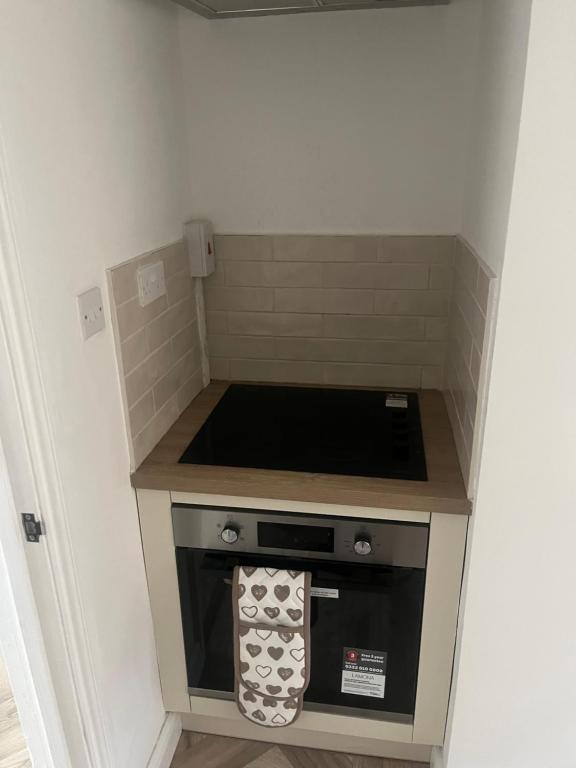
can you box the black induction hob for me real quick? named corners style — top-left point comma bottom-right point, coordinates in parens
top-left (179, 384), bottom-right (427, 481)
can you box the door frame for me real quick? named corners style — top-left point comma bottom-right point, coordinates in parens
top-left (0, 130), bottom-right (108, 767)
top-left (0, 438), bottom-right (70, 768)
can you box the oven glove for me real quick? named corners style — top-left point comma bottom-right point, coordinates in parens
top-left (233, 566), bottom-right (311, 727)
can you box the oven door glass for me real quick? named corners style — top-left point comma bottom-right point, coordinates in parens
top-left (176, 549), bottom-right (425, 717)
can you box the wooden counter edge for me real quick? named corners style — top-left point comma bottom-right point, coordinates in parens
top-left (130, 466), bottom-right (472, 516)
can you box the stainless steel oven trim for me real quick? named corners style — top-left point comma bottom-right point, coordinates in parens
top-left (172, 504), bottom-right (428, 568)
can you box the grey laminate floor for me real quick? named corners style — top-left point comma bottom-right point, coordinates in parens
top-left (0, 657), bottom-right (31, 768)
top-left (171, 732), bottom-right (429, 768)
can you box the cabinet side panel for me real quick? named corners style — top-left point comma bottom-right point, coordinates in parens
top-left (412, 512), bottom-right (467, 744)
top-left (137, 488), bottom-right (190, 712)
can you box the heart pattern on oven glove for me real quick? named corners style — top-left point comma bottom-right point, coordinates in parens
top-left (233, 566), bottom-right (311, 727)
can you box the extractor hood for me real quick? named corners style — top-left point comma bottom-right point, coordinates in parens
top-left (172, 0), bottom-right (449, 20)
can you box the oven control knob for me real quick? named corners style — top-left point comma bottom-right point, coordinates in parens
top-left (354, 536), bottom-right (372, 556)
top-left (221, 526), bottom-right (239, 545)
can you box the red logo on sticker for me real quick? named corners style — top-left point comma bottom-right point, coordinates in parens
top-left (346, 650), bottom-right (359, 662)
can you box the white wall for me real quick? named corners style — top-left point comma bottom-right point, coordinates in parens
top-left (178, 1), bottom-right (480, 234)
top-left (442, 2), bottom-right (576, 766)
top-left (0, 1), bottom-right (187, 766)
top-left (460, 0), bottom-right (532, 273)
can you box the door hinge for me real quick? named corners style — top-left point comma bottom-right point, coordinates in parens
top-left (21, 513), bottom-right (44, 543)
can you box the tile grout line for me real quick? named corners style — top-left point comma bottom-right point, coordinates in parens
top-left (132, 364), bottom-right (203, 446)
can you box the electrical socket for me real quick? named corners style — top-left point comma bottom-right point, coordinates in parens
top-left (137, 261), bottom-right (166, 307)
top-left (77, 286), bottom-right (105, 340)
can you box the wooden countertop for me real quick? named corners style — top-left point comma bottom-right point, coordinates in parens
top-left (131, 381), bottom-right (471, 515)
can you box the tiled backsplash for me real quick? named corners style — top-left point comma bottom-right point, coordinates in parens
top-left (205, 235), bottom-right (454, 390)
top-left (107, 233), bottom-right (497, 490)
top-left (108, 241), bottom-right (205, 468)
top-left (444, 238), bottom-right (497, 495)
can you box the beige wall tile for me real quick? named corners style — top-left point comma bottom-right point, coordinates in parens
top-left (209, 357), bottom-right (230, 379)
top-left (275, 288), bottom-right (373, 315)
top-left (272, 235), bottom-right (378, 263)
top-left (111, 251), bottom-right (166, 306)
top-left (177, 368), bottom-right (204, 413)
top-left (129, 391), bottom-right (154, 438)
top-left (456, 239), bottom-right (479, 293)
top-left (265, 262), bottom-right (324, 287)
top-left (208, 334), bottom-right (276, 359)
top-left (225, 261), bottom-right (323, 288)
top-left (445, 357), bottom-right (466, 427)
top-left (449, 303), bottom-right (473, 364)
top-left (324, 315), bottom-right (426, 341)
top-left (110, 260), bottom-right (142, 306)
top-left (204, 285), bottom-right (274, 312)
top-left (121, 327), bottom-right (149, 375)
top-left (227, 312), bottom-right (324, 337)
top-left (109, 238), bottom-right (207, 469)
top-left (215, 235), bottom-right (272, 261)
top-left (153, 351), bottom-right (198, 410)
top-left (223, 262), bottom-right (267, 287)
top-left (206, 235), bottom-right (460, 392)
top-left (376, 263), bottom-right (430, 290)
top-left (444, 387), bottom-right (471, 489)
top-left (146, 298), bottom-right (196, 352)
top-left (454, 282), bottom-right (486, 351)
top-left (475, 267), bottom-right (491, 314)
top-left (116, 294), bottom-right (168, 340)
top-left (275, 338), bottom-right (445, 366)
top-left (463, 410), bottom-right (475, 460)
top-left (167, 273), bottom-right (192, 306)
top-left (470, 342), bottom-right (482, 389)
top-left (446, 343), bottom-right (477, 432)
top-left (172, 322), bottom-right (199, 362)
top-left (159, 241), bottom-right (188, 277)
top-left (230, 358), bottom-right (324, 384)
top-left (379, 236), bottom-right (455, 264)
top-left (465, 374), bottom-right (478, 426)
top-left (132, 395), bottom-right (180, 468)
top-left (421, 366), bottom-right (443, 389)
top-left (125, 342), bottom-right (173, 406)
top-left (425, 317), bottom-right (449, 341)
top-left (109, 240), bottom-right (187, 305)
top-left (374, 290), bottom-right (451, 317)
top-left (444, 237), bottom-right (499, 493)
top-left (324, 363), bottom-right (422, 388)
top-left (429, 264), bottom-right (454, 290)
top-left (321, 263), bottom-right (429, 290)
top-left (206, 310), bottom-right (228, 334)
top-left (205, 261), bottom-right (226, 286)
top-left (320, 264), bottom-right (375, 289)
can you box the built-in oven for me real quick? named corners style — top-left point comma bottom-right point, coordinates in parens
top-left (173, 504), bottom-right (429, 721)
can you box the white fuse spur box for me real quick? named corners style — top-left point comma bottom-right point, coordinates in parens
top-left (184, 219), bottom-right (215, 277)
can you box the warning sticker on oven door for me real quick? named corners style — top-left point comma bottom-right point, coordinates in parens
top-left (385, 393), bottom-right (408, 409)
top-left (341, 647), bottom-right (387, 699)
top-left (310, 587), bottom-right (339, 599)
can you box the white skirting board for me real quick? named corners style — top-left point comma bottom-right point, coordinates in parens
top-left (147, 713), bottom-right (182, 768)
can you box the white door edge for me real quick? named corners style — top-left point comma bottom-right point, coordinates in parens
top-left (0, 129), bottom-right (109, 767)
top-left (0, 440), bottom-right (69, 768)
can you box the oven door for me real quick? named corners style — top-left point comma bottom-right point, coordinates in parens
top-left (175, 547), bottom-right (425, 719)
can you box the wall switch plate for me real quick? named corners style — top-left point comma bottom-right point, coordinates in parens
top-left (137, 261), bottom-right (166, 307)
top-left (77, 286), bottom-right (105, 340)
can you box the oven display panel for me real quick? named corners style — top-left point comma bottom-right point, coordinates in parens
top-left (257, 522), bottom-right (334, 553)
